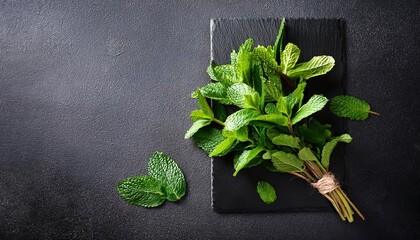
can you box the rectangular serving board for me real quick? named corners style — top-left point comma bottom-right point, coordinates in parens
top-left (211, 18), bottom-right (347, 213)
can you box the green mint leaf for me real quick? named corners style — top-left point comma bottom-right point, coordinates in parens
top-left (321, 134), bottom-right (352, 169)
top-left (193, 127), bottom-right (226, 155)
top-left (196, 90), bottom-right (213, 118)
top-left (253, 46), bottom-right (278, 73)
top-left (265, 103), bottom-right (281, 115)
top-left (224, 109), bottom-right (261, 132)
top-left (243, 92), bottom-right (261, 110)
top-left (280, 43), bottom-right (301, 74)
top-left (271, 134), bottom-right (301, 149)
top-left (250, 114), bottom-right (288, 126)
top-left (194, 82), bottom-right (231, 105)
top-left (189, 110), bottom-right (211, 121)
top-left (212, 101), bottom-right (227, 122)
top-left (271, 151), bottom-right (304, 173)
top-left (288, 56), bottom-right (335, 80)
top-left (273, 18), bottom-right (286, 63)
top-left (227, 83), bottom-right (258, 108)
top-left (277, 94), bottom-right (297, 117)
top-left (263, 75), bottom-right (283, 101)
top-left (209, 137), bottom-right (237, 157)
top-left (184, 119), bottom-right (212, 139)
top-left (257, 181), bottom-right (277, 204)
top-left (117, 176), bottom-right (166, 208)
top-left (291, 95), bottom-right (328, 124)
top-left (223, 125), bottom-right (249, 142)
top-left (292, 82), bottom-right (307, 108)
top-left (207, 61), bottom-right (236, 85)
top-left (235, 38), bottom-right (254, 84)
top-left (233, 146), bottom-right (265, 176)
top-left (298, 147), bottom-right (318, 161)
top-left (148, 152), bottom-right (187, 202)
top-left (297, 118), bottom-right (332, 146)
top-left (329, 95), bottom-right (372, 120)
top-left (251, 60), bottom-right (264, 102)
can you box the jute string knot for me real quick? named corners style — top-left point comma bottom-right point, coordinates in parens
top-left (311, 172), bottom-right (339, 194)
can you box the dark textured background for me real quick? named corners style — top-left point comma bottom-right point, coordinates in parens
top-left (0, 1), bottom-right (419, 239)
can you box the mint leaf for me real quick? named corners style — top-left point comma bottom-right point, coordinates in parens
top-left (329, 95), bottom-right (374, 120)
top-left (321, 134), bottom-right (352, 169)
top-left (257, 181), bottom-right (277, 204)
top-left (235, 38), bottom-right (253, 84)
top-left (227, 83), bottom-right (258, 108)
top-left (196, 90), bottom-right (213, 118)
top-left (263, 76), bottom-right (283, 101)
top-left (271, 134), bottom-right (300, 149)
top-left (298, 147), bottom-right (318, 161)
top-left (271, 151), bottom-right (304, 173)
top-left (224, 109), bottom-right (260, 132)
top-left (243, 92), bottom-right (261, 110)
top-left (273, 18), bottom-right (286, 63)
top-left (117, 176), bottom-right (166, 207)
top-left (207, 61), bottom-right (236, 85)
top-left (280, 43), bottom-right (301, 74)
top-left (291, 95), bottom-right (328, 124)
top-left (209, 136), bottom-right (237, 157)
top-left (193, 127), bottom-right (226, 155)
top-left (196, 82), bottom-right (230, 105)
top-left (250, 114), bottom-right (288, 126)
top-left (189, 110), bottom-right (211, 121)
top-left (148, 152), bottom-right (187, 202)
top-left (233, 146), bottom-right (265, 176)
top-left (184, 119), bottom-right (212, 139)
top-left (265, 103), bottom-right (281, 115)
top-left (212, 101), bottom-right (227, 121)
top-left (297, 118), bottom-right (332, 146)
top-left (288, 56), bottom-right (335, 80)
top-left (253, 46), bottom-right (278, 73)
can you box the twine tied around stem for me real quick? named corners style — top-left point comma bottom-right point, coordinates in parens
top-left (311, 172), bottom-right (339, 194)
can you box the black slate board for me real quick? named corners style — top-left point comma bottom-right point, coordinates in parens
top-left (211, 18), bottom-right (347, 212)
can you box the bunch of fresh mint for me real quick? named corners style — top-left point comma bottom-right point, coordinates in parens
top-left (117, 151), bottom-right (186, 207)
top-left (185, 19), bottom-right (378, 222)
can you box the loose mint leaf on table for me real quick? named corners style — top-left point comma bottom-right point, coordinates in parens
top-left (117, 176), bottom-right (166, 207)
top-left (257, 181), bottom-right (277, 204)
top-left (287, 55), bottom-right (335, 80)
top-left (329, 95), bottom-right (379, 120)
top-left (148, 152), bottom-right (187, 202)
top-left (291, 95), bottom-right (328, 124)
top-left (321, 134), bottom-right (352, 169)
top-left (271, 151), bottom-right (304, 172)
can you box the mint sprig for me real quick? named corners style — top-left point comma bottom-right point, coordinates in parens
top-left (186, 18), bottom-right (379, 222)
top-left (117, 151), bottom-right (186, 207)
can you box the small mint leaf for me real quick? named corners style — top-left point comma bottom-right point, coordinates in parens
top-left (148, 152), bottom-right (187, 202)
top-left (321, 134), bottom-right (352, 169)
top-left (298, 147), bottom-right (318, 161)
top-left (280, 43), bottom-right (301, 74)
top-left (224, 109), bottom-right (260, 132)
top-left (117, 176), bottom-right (166, 208)
top-left (291, 95), bottom-right (328, 125)
top-left (257, 181), bottom-right (277, 204)
top-left (184, 119), bottom-right (212, 139)
top-left (288, 55), bottom-right (335, 80)
top-left (233, 146), bottom-right (265, 176)
top-left (271, 151), bottom-right (304, 173)
top-left (271, 134), bottom-right (300, 149)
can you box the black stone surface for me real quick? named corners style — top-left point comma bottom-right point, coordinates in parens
top-left (211, 18), bottom-right (347, 212)
top-left (0, 1), bottom-right (419, 239)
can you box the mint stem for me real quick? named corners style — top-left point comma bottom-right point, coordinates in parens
top-left (368, 110), bottom-right (380, 116)
top-left (212, 118), bottom-right (225, 127)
